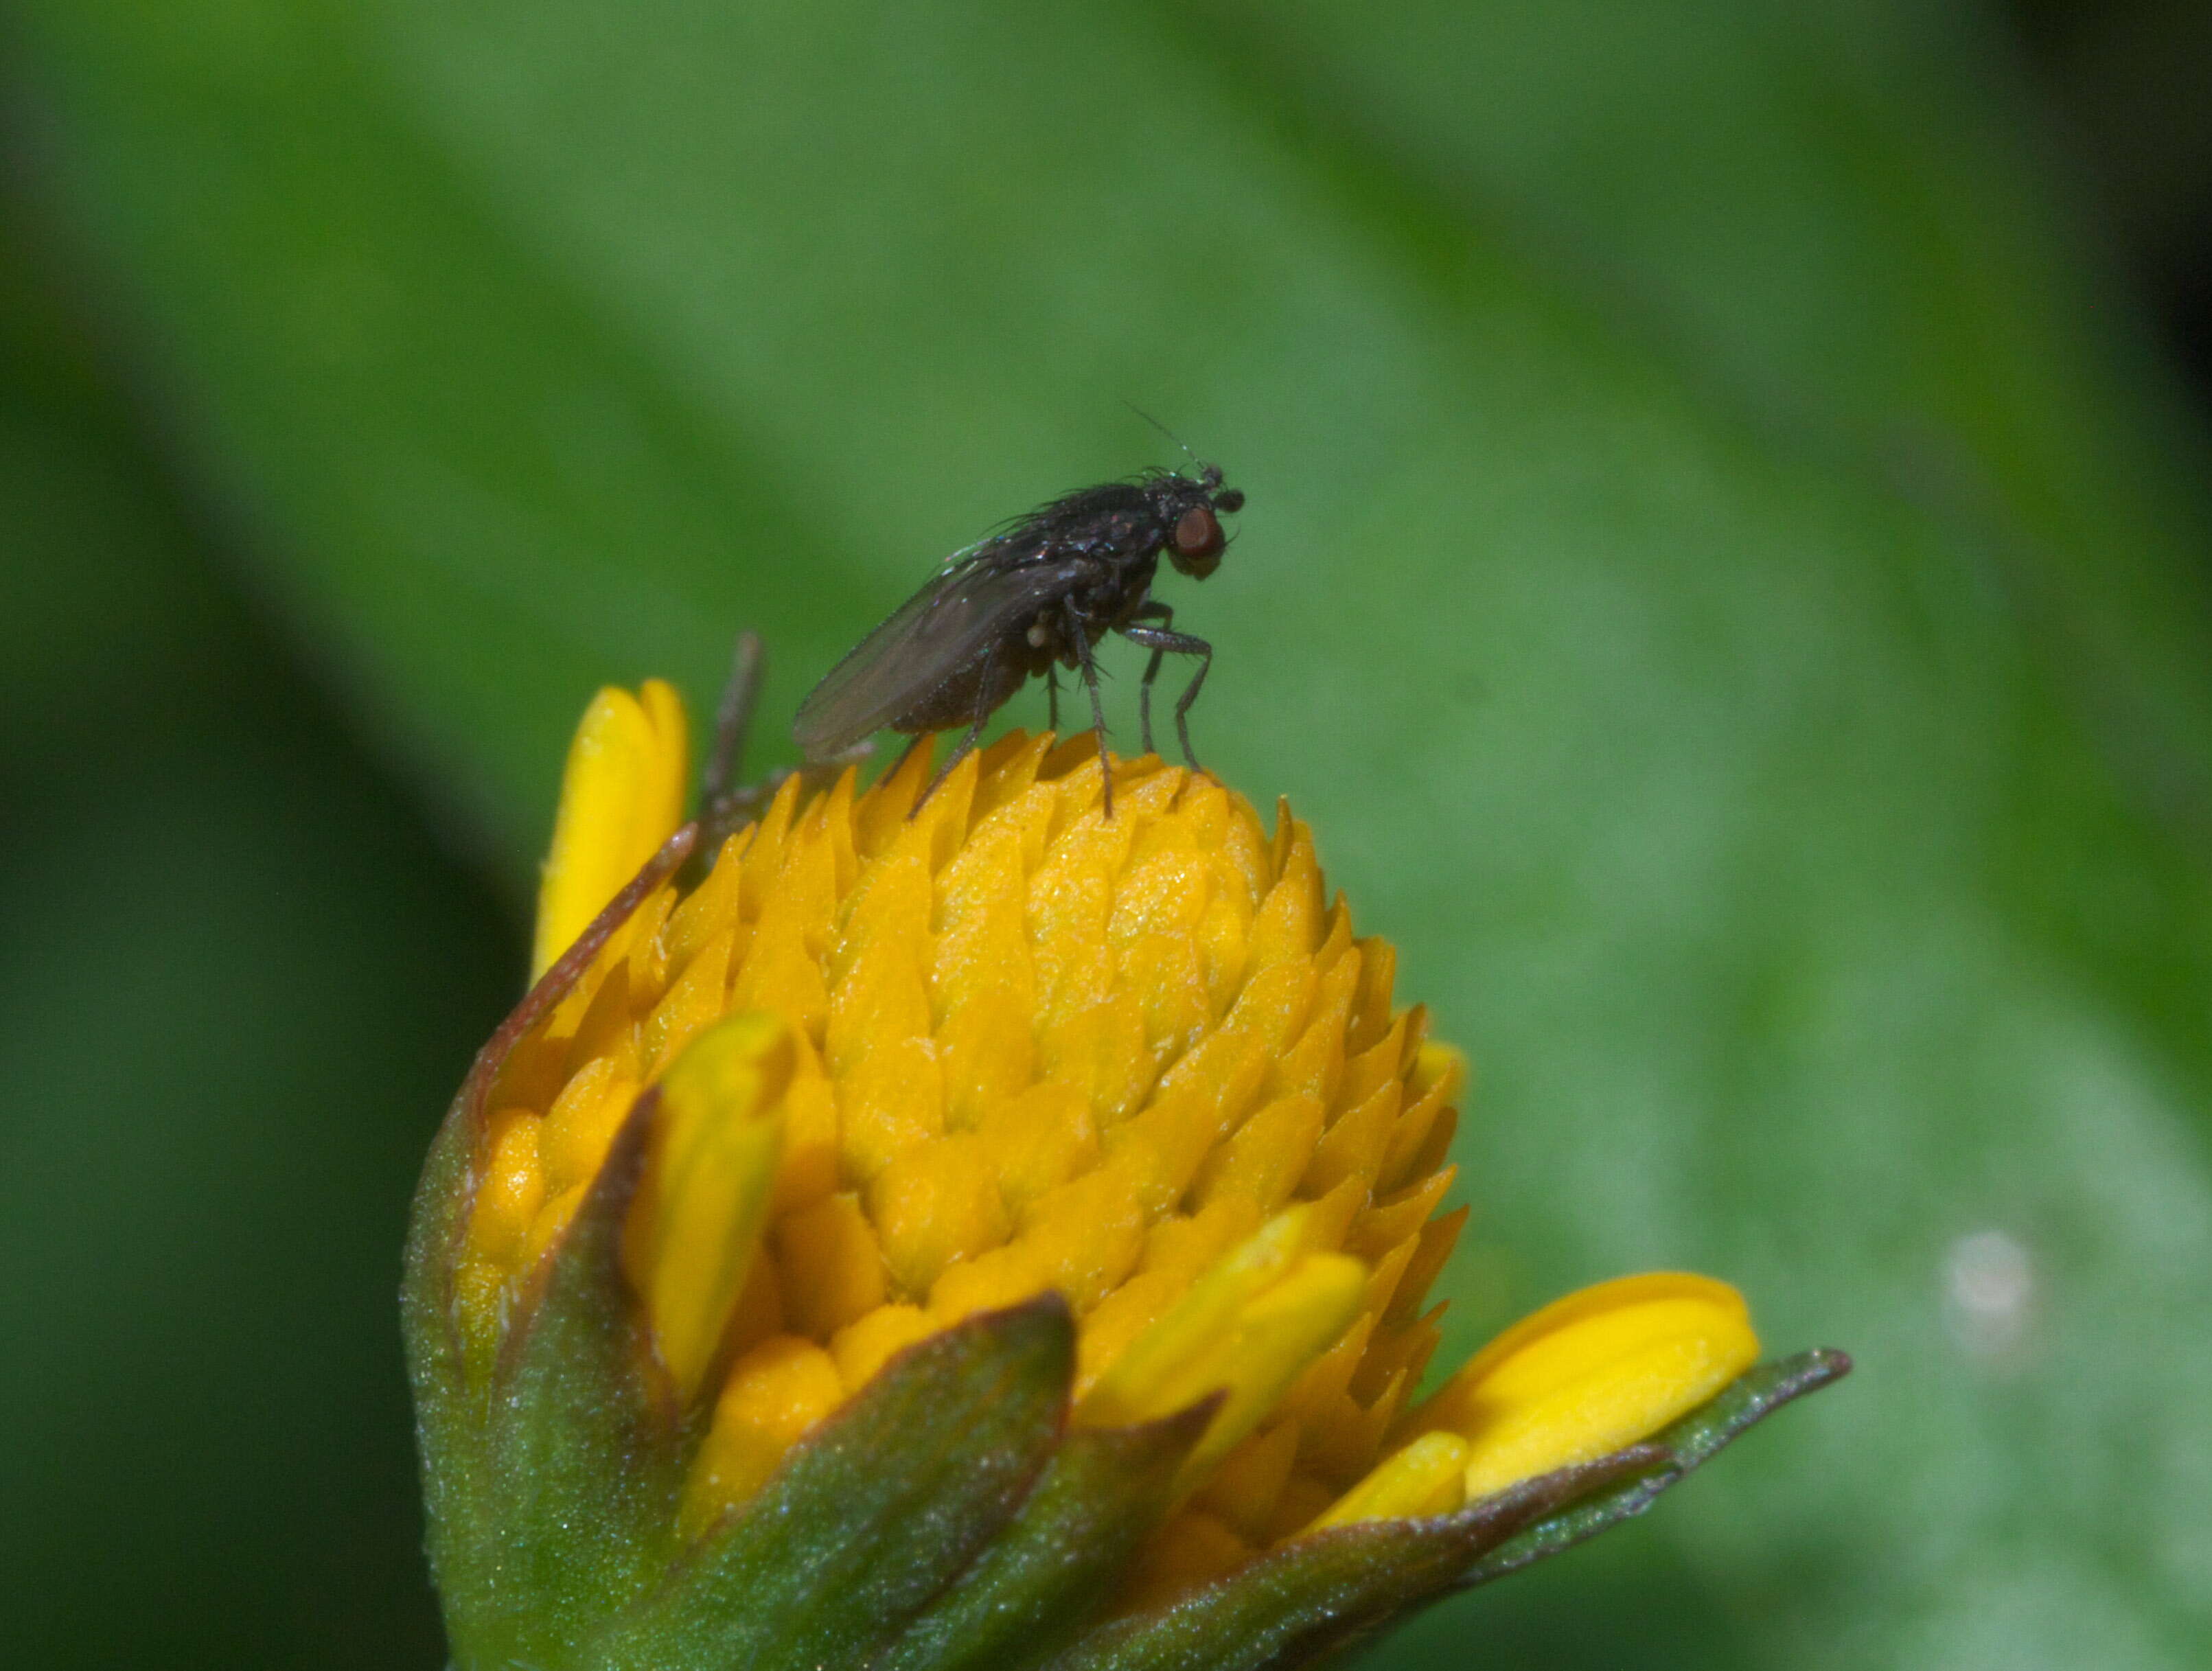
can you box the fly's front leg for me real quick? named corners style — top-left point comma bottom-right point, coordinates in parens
top-left (1127, 600), bottom-right (1174, 757)
top-left (1118, 619), bottom-right (1212, 772)
top-left (1065, 602), bottom-right (1114, 819)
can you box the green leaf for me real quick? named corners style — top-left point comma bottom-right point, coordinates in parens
top-left (0, 208), bottom-right (500, 1668)
top-left (10, 3), bottom-right (2212, 1668)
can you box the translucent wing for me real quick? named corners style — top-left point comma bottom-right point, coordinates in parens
top-left (793, 551), bottom-right (1085, 757)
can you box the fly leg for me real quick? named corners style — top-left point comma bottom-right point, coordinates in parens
top-left (696, 631), bottom-right (768, 859)
top-left (1046, 662), bottom-right (1061, 738)
top-left (700, 630), bottom-right (875, 859)
top-left (1118, 617), bottom-right (1212, 772)
top-left (912, 640), bottom-right (1000, 816)
top-left (1127, 600), bottom-right (1180, 758)
top-left (702, 630), bottom-right (763, 805)
top-left (1065, 603), bottom-right (1114, 819)
top-left (884, 730), bottom-right (931, 800)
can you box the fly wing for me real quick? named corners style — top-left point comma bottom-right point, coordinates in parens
top-left (793, 551), bottom-right (1083, 757)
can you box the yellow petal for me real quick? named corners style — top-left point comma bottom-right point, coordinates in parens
top-left (1312, 1430), bottom-right (1472, 1528)
top-left (1079, 1205), bottom-right (1368, 1493)
top-left (1077, 1206), bottom-right (1315, 1427)
top-left (1174, 1254), bottom-right (1366, 1491)
top-left (774, 1192), bottom-right (888, 1337)
top-left (532, 679), bottom-right (691, 980)
top-left (470, 1108), bottom-right (545, 1267)
top-left (1422, 1272), bottom-right (1758, 1500)
top-left (625, 1012), bottom-right (794, 1402)
top-left (682, 1334), bottom-right (845, 1532)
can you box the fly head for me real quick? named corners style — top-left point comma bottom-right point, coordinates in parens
top-left (1162, 465), bottom-right (1243, 580)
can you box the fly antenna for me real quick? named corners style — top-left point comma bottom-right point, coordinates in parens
top-left (1122, 400), bottom-right (1204, 474)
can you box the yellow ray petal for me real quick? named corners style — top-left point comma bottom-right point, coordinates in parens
top-left (1421, 1271), bottom-right (1758, 1500)
top-left (532, 680), bottom-right (691, 980)
top-left (682, 1334), bottom-right (844, 1533)
top-left (1312, 1430), bottom-right (1472, 1528)
top-left (625, 1011), bottom-right (794, 1402)
top-left (1078, 1205), bottom-right (1368, 1493)
top-left (1077, 1205), bottom-right (1315, 1427)
top-left (1172, 1253), bottom-right (1367, 1492)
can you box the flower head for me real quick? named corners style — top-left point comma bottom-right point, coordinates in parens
top-left (404, 680), bottom-right (1847, 1671)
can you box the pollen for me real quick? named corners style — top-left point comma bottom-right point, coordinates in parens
top-left (459, 715), bottom-right (1473, 1584)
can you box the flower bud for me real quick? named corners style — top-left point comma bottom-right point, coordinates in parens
top-left (403, 680), bottom-right (1848, 1670)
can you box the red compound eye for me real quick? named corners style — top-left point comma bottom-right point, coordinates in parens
top-left (1173, 505), bottom-right (1223, 561)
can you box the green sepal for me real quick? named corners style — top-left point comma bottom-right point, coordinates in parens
top-left (1050, 1348), bottom-right (1851, 1671)
top-left (401, 831), bottom-right (698, 1669)
top-left (1044, 1450), bottom-right (1657, 1671)
top-left (400, 1073), bottom-right (484, 1565)
top-left (876, 1398), bottom-right (1222, 1671)
top-left (587, 1294), bottom-right (1077, 1671)
top-left (401, 822), bottom-right (697, 1414)
top-left (453, 1087), bottom-right (684, 1666)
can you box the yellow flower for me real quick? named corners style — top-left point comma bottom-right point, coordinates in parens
top-left (445, 678), bottom-right (1777, 1615)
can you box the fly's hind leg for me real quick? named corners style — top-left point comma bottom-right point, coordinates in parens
top-left (912, 642), bottom-right (1000, 817)
top-left (703, 630), bottom-right (764, 810)
top-left (1119, 616), bottom-right (1212, 772)
top-left (1046, 662), bottom-right (1061, 738)
top-left (1065, 603), bottom-right (1114, 819)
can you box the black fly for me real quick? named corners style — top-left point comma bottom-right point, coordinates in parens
top-left (794, 464), bottom-right (1244, 818)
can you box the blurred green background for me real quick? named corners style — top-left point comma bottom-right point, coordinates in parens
top-left (4, 2), bottom-right (2210, 1667)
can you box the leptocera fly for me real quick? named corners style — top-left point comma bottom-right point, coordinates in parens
top-left (794, 464), bottom-right (1244, 818)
